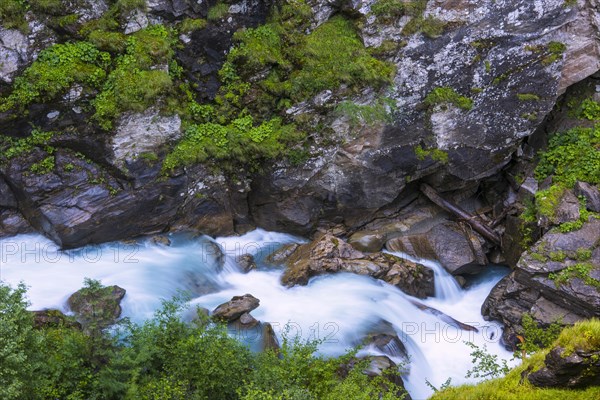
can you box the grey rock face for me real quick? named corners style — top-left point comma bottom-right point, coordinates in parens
top-left (0, 29), bottom-right (28, 83)
top-left (111, 109), bottom-right (182, 166)
top-left (482, 218), bottom-right (600, 349)
top-left (249, 0), bottom-right (600, 235)
top-left (1, 0), bottom-right (599, 249)
top-left (528, 346), bottom-right (600, 388)
top-left (574, 181), bottom-right (600, 213)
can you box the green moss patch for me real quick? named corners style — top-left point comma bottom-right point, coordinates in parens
top-left (425, 87), bottom-right (473, 111)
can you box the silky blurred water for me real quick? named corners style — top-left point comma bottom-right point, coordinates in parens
top-left (0, 229), bottom-right (514, 399)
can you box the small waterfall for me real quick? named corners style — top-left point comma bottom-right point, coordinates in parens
top-left (385, 249), bottom-right (462, 301)
top-left (0, 230), bottom-right (513, 399)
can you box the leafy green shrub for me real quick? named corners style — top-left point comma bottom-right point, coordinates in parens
top-left (518, 314), bottom-right (562, 355)
top-left (88, 30), bottom-right (128, 53)
top-left (91, 25), bottom-right (175, 129)
top-left (0, 42), bottom-right (111, 112)
top-left (0, 283), bottom-right (408, 400)
top-left (0, 129), bottom-right (55, 161)
top-left (0, 283), bottom-right (39, 400)
top-left (163, 116), bottom-right (303, 171)
top-left (425, 87), bottom-right (473, 111)
top-left (534, 125), bottom-right (600, 187)
top-left (579, 98), bottom-right (600, 120)
top-left (232, 24), bottom-right (289, 73)
top-left (464, 341), bottom-right (509, 379)
top-left (431, 319), bottom-right (600, 400)
top-left (29, 155), bottom-right (55, 175)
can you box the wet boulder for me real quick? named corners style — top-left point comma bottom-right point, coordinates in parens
top-left (264, 243), bottom-right (301, 265)
top-left (31, 309), bottom-right (81, 330)
top-left (386, 222), bottom-right (487, 275)
top-left (282, 233), bottom-right (434, 298)
top-left (238, 253), bottom-right (257, 273)
top-left (67, 284), bottom-right (126, 329)
top-left (212, 294), bottom-right (260, 322)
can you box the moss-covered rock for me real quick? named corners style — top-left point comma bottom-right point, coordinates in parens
top-left (67, 279), bottom-right (126, 329)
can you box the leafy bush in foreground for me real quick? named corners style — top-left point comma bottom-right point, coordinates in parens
top-left (0, 281), bottom-right (406, 400)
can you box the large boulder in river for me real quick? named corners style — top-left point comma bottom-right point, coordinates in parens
top-left (212, 294), bottom-right (260, 322)
top-left (67, 283), bottom-right (126, 329)
top-left (386, 222), bottom-right (487, 275)
top-left (482, 218), bottom-right (600, 348)
top-left (282, 233), bottom-right (434, 298)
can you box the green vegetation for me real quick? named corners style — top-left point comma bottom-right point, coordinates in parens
top-left (549, 262), bottom-right (600, 290)
top-left (535, 125), bottom-right (600, 187)
top-left (464, 341), bottom-right (509, 379)
top-left (163, 115), bottom-right (303, 171)
top-left (0, 281), bottom-right (407, 400)
top-left (431, 319), bottom-right (600, 400)
top-left (0, 129), bottom-right (55, 162)
top-left (2, 0), bottom-right (395, 172)
top-left (207, 2), bottom-right (229, 21)
top-left (0, 24), bottom-right (175, 130)
top-left (517, 93), bottom-right (540, 102)
top-left (370, 0), bottom-right (408, 20)
top-left (575, 247), bottom-right (592, 261)
top-left (518, 314), bottom-right (562, 355)
top-left (424, 87), bottom-right (474, 111)
top-left (164, 5), bottom-right (395, 171)
top-left (0, 0), bottom-right (28, 32)
top-left (0, 42), bottom-right (110, 113)
top-left (177, 17), bottom-right (207, 33)
top-left (579, 98), bottom-right (600, 120)
top-left (549, 250), bottom-right (566, 262)
top-left (555, 318), bottom-right (600, 354)
top-left (335, 97), bottom-right (395, 127)
top-left (91, 25), bottom-right (175, 129)
top-left (414, 144), bottom-right (449, 163)
top-left (370, 0), bottom-right (446, 38)
top-left (403, 15), bottom-right (447, 38)
top-left (29, 155), bottom-right (55, 175)
top-left (542, 41), bottom-right (567, 65)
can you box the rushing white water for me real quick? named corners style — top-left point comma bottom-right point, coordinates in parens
top-left (0, 229), bottom-right (514, 399)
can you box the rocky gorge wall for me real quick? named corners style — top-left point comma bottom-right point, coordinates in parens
top-left (1, 0), bottom-right (598, 248)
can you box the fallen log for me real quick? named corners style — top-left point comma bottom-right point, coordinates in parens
top-left (420, 183), bottom-right (501, 246)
